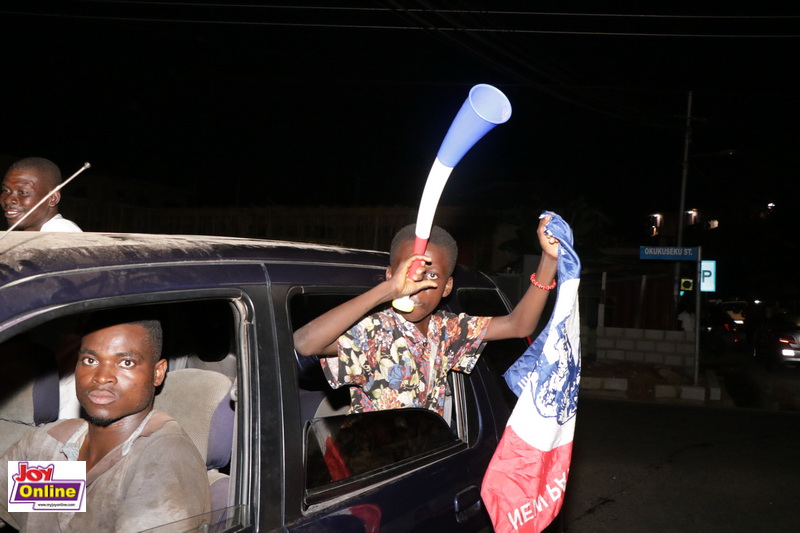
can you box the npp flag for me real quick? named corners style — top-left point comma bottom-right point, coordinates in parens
top-left (481, 210), bottom-right (581, 533)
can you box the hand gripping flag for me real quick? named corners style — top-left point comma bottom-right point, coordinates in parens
top-left (481, 211), bottom-right (581, 533)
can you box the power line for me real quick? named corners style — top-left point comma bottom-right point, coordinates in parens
top-left (0, 14), bottom-right (795, 39)
top-left (70, 1), bottom-right (800, 21)
top-left (2, 3), bottom-right (799, 38)
top-left (3, 1), bottom-right (795, 130)
top-left (378, 0), bottom-right (662, 126)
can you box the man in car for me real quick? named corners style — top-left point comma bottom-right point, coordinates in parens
top-left (0, 309), bottom-right (210, 533)
top-left (1, 157), bottom-right (82, 231)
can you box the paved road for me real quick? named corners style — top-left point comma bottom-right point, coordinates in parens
top-left (559, 397), bottom-right (800, 532)
top-left (712, 348), bottom-right (800, 411)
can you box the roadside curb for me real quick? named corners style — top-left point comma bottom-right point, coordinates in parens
top-left (580, 368), bottom-right (726, 405)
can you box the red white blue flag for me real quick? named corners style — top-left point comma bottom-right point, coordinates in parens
top-left (481, 211), bottom-right (581, 533)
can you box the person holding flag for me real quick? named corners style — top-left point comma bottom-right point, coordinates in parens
top-left (482, 212), bottom-right (581, 533)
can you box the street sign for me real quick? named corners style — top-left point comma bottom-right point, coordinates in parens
top-left (639, 246), bottom-right (698, 261)
top-left (700, 260), bottom-right (716, 292)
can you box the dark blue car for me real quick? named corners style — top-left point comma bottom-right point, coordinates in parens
top-left (0, 232), bottom-right (525, 532)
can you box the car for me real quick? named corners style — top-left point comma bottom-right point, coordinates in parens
top-left (753, 313), bottom-right (800, 369)
top-left (700, 303), bottom-right (747, 354)
top-left (0, 231), bottom-right (528, 532)
top-left (718, 300), bottom-right (748, 325)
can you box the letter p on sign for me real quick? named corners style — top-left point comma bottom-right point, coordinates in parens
top-left (700, 260), bottom-right (716, 293)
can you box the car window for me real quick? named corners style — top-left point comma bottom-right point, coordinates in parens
top-left (290, 292), bottom-right (471, 498)
top-left (305, 408), bottom-right (458, 489)
top-left (139, 504), bottom-right (248, 533)
top-left (0, 299), bottom-right (249, 533)
top-left (455, 287), bottom-right (530, 409)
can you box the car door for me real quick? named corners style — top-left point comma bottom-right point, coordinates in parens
top-left (0, 261), bottom-right (269, 533)
top-left (262, 261), bottom-right (500, 532)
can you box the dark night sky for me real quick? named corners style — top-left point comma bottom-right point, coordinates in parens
top-left (2, 1), bottom-right (799, 240)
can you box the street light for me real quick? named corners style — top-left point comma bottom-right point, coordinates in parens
top-left (649, 213), bottom-right (662, 236)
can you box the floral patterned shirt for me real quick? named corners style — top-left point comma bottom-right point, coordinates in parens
top-left (320, 308), bottom-right (491, 415)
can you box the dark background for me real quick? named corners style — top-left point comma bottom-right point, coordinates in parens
top-left (1, 2), bottom-right (798, 258)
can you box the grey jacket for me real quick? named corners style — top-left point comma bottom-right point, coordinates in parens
top-left (1, 410), bottom-right (210, 532)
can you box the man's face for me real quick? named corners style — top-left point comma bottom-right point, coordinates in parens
top-left (0, 168), bottom-right (57, 231)
top-left (389, 241), bottom-right (454, 324)
top-left (76, 323), bottom-right (167, 427)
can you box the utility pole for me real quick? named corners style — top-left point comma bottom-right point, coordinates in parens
top-left (674, 91), bottom-right (693, 306)
top-left (677, 91), bottom-right (693, 250)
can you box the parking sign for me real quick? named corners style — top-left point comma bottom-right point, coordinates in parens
top-left (700, 260), bottom-right (716, 292)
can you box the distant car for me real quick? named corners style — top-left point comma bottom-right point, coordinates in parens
top-left (718, 300), bottom-right (748, 325)
top-left (754, 313), bottom-right (800, 369)
top-left (701, 304), bottom-right (746, 354)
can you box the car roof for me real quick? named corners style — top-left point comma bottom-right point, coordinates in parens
top-left (0, 232), bottom-right (390, 285)
top-left (0, 232), bottom-right (495, 287)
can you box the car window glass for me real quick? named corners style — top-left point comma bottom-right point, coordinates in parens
top-left (290, 292), bottom-right (467, 493)
top-left (139, 504), bottom-right (248, 533)
top-left (305, 408), bottom-right (458, 489)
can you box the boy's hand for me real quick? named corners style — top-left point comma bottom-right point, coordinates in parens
top-left (387, 254), bottom-right (438, 298)
top-left (538, 214), bottom-right (559, 259)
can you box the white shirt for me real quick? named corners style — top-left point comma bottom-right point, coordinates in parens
top-left (678, 311), bottom-right (695, 332)
top-left (40, 214), bottom-right (82, 232)
top-left (58, 373), bottom-right (81, 419)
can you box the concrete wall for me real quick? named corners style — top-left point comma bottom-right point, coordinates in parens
top-left (594, 326), bottom-right (696, 375)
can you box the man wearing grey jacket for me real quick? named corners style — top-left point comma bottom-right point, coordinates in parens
top-left (0, 310), bottom-right (210, 532)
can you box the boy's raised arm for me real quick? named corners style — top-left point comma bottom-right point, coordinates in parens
top-left (293, 254), bottom-right (436, 356)
top-left (484, 215), bottom-right (560, 341)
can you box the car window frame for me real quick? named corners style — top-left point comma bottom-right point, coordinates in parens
top-left (0, 286), bottom-right (259, 533)
top-left (283, 286), bottom-right (482, 511)
top-left (303, 407), bottom-right (468, 507)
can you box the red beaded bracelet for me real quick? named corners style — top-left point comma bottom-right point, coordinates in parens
top-left (530, 273), bottom-right (557, 290)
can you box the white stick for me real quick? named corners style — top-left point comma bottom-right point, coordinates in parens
top-left (392, 160), bottom-right (454, 312)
